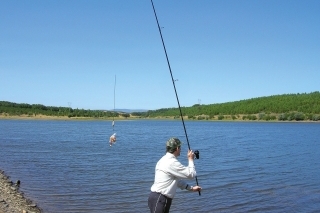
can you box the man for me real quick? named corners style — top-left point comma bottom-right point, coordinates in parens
top-left (148, 137), bottom-right (202, 213)
top-left (109, 133), bottom-right (116, 146)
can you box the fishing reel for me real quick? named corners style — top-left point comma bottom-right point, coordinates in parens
top-left (194, 150), bottom-right (200, 159)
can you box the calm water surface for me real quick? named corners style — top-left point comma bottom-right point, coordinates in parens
top-left (1, 120), bottom-right (320, 212)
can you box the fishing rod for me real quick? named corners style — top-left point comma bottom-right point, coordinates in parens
top-left (150, 0), bottom-right (201, 196)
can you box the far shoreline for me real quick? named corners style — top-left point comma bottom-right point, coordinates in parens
top-left (0, 114), bottom-right (319, 123)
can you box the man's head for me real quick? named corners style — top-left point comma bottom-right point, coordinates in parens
top-left (166, 137), bottom-right (182, 156)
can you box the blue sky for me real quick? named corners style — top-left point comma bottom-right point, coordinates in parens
top-left (1, 0), bottom-right (319, 110)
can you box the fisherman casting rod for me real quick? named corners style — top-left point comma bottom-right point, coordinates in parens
top-left (150, 0), bottom-right (201, 196)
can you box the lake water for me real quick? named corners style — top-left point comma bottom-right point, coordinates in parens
top-left (0, 119), bottom-right (320, 213)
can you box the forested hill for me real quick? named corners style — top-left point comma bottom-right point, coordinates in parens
top-left (0, 101), bottom-right (120, 118)
top-left (1, 91), bottom-right (320, 121)
top-left (133, 91), bottom-right (320, 121)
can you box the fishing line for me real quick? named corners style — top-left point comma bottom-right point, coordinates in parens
top-left (150, 0), bottom-right (201, 195)
top-left (112, 75), bottom-right (116, 132)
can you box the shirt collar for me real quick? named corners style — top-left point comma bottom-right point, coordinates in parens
top-left (166, 152), bottom-right (176, 158)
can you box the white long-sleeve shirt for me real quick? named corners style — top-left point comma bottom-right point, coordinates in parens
top-left (150, 152), bottom-right (196, 198)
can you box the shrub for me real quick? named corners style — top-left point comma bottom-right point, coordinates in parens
top-left (312, 114), bottom-right (320, 121)
top-left (264, 115), bottom-right (276, 121)
top-left (294, 112), bottom-right (305, 121)
top-left (248, 115), bottom-right (257, 120)
top-left (278, 113), bottom-right (287, 121)
top-left (306, 113), bottom-right (313, 120)
top-left (198, 116), bottom-right (205, 120)
top-left (258, 113), bottom-right (265, 120)
top-left (218, 115), bottom-right (224, 120)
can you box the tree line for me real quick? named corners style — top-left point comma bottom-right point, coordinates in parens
top-left (0, 101), bottom-right (123, 118)
top-left (1, 91), bottom-right (320, 121)
top-left (132, 91), bottom-right (320, 121)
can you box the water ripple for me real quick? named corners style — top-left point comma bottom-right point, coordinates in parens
top-left (1, 120), bottom-right (320, 212)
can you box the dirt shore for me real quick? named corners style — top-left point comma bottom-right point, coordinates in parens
top-left (0, 114), bottom-right (133, 121)
top-left (0, 170), bottom-right (42, 213)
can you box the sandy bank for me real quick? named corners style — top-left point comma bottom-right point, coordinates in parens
top-left (0, 170), bottom-right (42, 213)
top-left (0, 114), bottom-right (134, 121)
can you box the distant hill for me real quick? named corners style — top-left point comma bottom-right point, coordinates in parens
top-left (137, 91), bottom-right (320, 121)
top-left (113, 109), bottom-right (148, 113)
